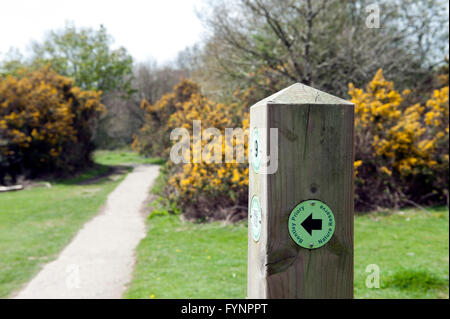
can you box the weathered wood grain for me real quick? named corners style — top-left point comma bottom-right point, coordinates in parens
top-left (248, 83), bottom-right (354, 299)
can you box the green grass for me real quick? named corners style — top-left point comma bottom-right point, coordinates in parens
top-left (354, 207), bottom-right (449, 298)
top-left (94, 149), bottom-right (165, 166)
top-left (126, 207), bottom-right (449, 299)
top-left (383, 269), bottom-right (447, 291)
top-left (124, 215), bottom-right (247, 299)
top-left (0, 154), bottom-right (135, 298)
top-left (57, 164), bottom-right (111, 184)
top-left (2, 149), bottom-right (447, 299)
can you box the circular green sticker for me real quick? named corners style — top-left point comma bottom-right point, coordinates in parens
top-left (250, 128), bottom-right (261, 173)
top-left (249, 196), bottom-right (262, 242)
top-left (288, 200), bottom-right (335, 249)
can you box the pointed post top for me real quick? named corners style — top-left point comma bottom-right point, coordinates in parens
top-left (251, 83), bottom-right (353, 107)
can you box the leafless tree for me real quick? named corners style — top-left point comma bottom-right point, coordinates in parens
top-left (194, 0), bottom-right (449, 101)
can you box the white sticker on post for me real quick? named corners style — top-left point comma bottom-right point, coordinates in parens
top-left (250, 195), bottom-right (262, 242)
top-left (250, 127), bottom-right (261, 173)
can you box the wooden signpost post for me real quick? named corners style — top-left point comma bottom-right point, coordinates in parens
top-left (248, 83), bottom-right (354, 299)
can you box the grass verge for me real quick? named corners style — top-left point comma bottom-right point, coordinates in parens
top-left (354, 206), bottom-right (449, 298)
top-left (0, 154), bottom-right (134, 298)
top-left (126, 205), bottom-right (448, 299)
top-left (124, 215), bottom-right (247, 299)
top-left (94, 149), bottom-right (165, 166)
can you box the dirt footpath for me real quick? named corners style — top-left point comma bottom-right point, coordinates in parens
top-left (14, 165), bottom-right (160, 299)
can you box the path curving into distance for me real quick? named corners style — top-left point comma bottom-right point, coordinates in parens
top-left (14, 165), bottom-right (160, 299)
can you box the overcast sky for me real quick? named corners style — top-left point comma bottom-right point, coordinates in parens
top-left (0, 0), bottom-right (204, 64)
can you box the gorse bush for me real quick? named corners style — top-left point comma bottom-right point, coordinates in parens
top-left (0, 67), bottom-right (105, 183)
top-left (167, 95), bottom-right (249, 221)
top-left (136, 69), bottom-right (448, 220)
top-left (134, 79), bottom-right (249, 221)
top-left (350, 69), bottom-right (449, 210)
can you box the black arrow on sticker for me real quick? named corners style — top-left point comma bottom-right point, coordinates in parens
top-left (301, 213), bottom-right (322, 236)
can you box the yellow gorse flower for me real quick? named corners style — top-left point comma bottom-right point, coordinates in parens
top-left (349, 68), bottom-right (449, 178)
